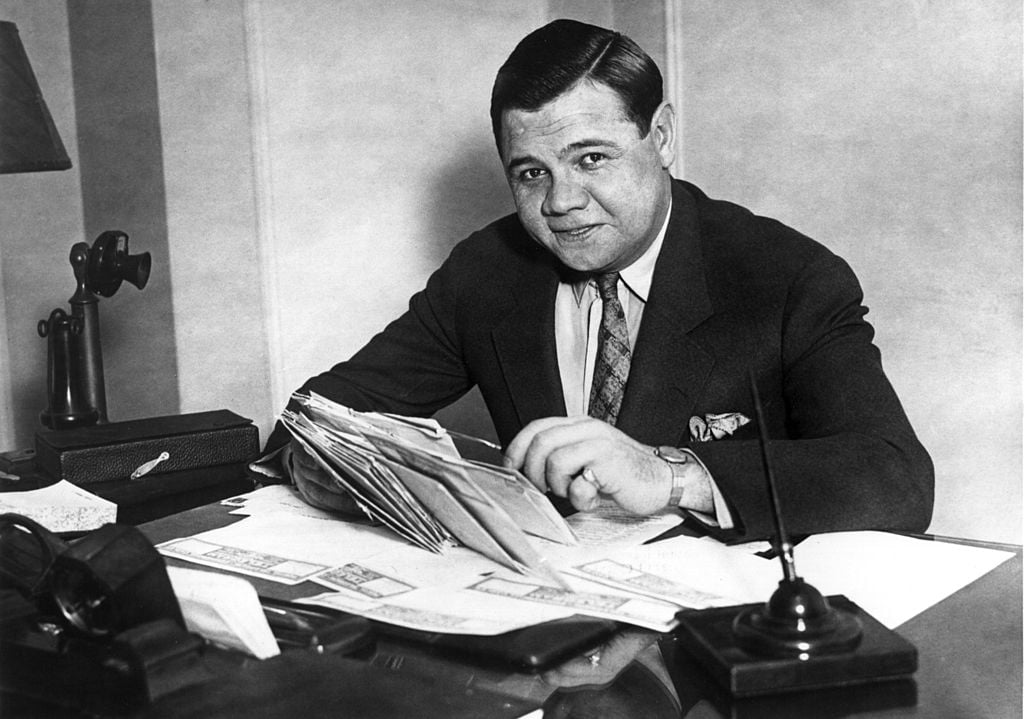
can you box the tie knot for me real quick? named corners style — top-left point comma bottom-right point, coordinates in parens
top-left (594, 272), bottom-right (620, 302)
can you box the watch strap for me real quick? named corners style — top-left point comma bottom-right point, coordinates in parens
top-left (655, 446), bottom-right (691, 507)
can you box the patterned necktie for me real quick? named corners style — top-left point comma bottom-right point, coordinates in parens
top-left (588, 272), bottom-right (631, 425)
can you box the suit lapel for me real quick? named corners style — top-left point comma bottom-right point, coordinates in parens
top-left (619, 182), bottom-right (716, 446)
top-left (491, 257), bottom-right (566, 426)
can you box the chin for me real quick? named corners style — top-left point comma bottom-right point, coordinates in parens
top-left (555, 252), bottom-right (602, 273)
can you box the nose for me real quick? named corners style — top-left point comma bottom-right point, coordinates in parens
top-left (542, 172), bottom-right (589, 215)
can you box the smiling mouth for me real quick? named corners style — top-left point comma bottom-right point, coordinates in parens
top-left (551, 224), bottom-right (599, 241)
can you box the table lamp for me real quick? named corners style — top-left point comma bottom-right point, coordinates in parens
top-left (0, 21), bottom-right (72, 173)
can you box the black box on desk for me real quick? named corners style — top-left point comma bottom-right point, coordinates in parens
top-left (35, 410), bottom-right (258, 485)
top-left (33, 410), bottom-right (259, 524)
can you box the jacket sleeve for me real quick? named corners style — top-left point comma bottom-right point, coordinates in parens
top-left (688, 252), bottom-right (934, 538)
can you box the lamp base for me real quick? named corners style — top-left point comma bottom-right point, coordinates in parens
top-left (674, 595), bottom-right (916, 697)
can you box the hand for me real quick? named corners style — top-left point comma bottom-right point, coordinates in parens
top-left (504, 417), bottom-right (712, 515)
top-left (541, 629), bottom-right (660, 689)
top-left (284, 440), bottom-right (362, 515)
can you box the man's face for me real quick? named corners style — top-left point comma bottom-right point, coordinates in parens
top-left (500, 81), bottom-right (674, 274)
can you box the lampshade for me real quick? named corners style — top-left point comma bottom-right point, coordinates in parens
top-left (0, 21), bottom-right (71, 173)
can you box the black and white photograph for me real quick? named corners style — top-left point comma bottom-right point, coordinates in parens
top-left (0, 1), bottom-right (1019, 716)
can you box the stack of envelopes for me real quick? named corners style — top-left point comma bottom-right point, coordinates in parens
top-left (281, 393), bottom-right (577, 585)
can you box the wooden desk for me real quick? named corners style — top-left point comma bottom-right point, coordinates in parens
top-left (6, 503), bottom-right (1021, 718)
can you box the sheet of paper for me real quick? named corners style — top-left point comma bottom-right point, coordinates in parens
top-left (310, 542), bottom-right (500, 597)
top-left (460, 459), bottom-right (578, 545)
top-left (221, 484), bottom-right (340, 521)
top-left (566, 502), bottom-right (683, 549)
top-left (780, 530), bottom-right (1016, 628)
top-left (300, 566), bottom-right (682, 635)
top-left (382, 458), bottom-right (520, 570)
top-left (298, 586), bottom-right (571, 635)
top-left (159, 535), bottom-right (332, 585)
top-left (158, 513), bottom-right (496, 589)
top-left (368, 432), bottom-right (571, 587)
top-left (467, 572), bottom-right (682, 632)
top-left (559, 535), bottom-right (777, 608)
top-left (536, 502), bottom-right (685, 570)
top-left (167, 566), bottom-right (279, 659)
top-left (0, 480), bottom-right (116, 533)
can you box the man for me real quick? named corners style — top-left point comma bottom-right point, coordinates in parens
top-left (267, 19), bottom-right (933, 540)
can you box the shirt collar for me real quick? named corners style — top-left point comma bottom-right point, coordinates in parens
top-left (571, 199), bottom-right (672, 304)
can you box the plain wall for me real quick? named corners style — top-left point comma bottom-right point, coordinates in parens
top-left (150, 0), bottom-right (270, 427)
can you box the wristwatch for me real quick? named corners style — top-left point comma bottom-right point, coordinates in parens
top-left (655, 446), bottom-right (692, 507)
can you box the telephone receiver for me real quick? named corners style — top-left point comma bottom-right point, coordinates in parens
top-left (84, 230), bottom-right (151, 297)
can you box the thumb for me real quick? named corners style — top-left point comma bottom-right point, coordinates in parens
top-left (568, 469), bottom-right (602, 511)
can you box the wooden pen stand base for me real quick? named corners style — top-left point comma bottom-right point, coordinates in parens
top-left (673, 595), bottom-right (917, 697)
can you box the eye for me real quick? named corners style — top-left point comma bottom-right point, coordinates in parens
top-left (580, 152), bottom-right (607, 169)
top-left (518, 167), bottom-right (547, 182)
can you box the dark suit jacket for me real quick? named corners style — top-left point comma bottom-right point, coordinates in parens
top-left (272, 180), bottom-right (933, 539)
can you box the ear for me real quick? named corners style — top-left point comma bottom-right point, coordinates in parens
top-left (648, 102), bottom-right (676, 169)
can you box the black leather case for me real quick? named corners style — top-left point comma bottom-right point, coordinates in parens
top-left (33, 410), bottom-right (259, 485)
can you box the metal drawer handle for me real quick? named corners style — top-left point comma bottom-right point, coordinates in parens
top-left (131, 451), bottom-right (170, 480)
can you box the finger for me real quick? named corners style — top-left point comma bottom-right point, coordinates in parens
top-left (540, 653), bottom-right (617, 688)
top-left (567, 469), bottom-right (601, 511)
top-left (516, 419), bottom-right (607, 491)
top-left (600, 630), bottom-right (659, 665)
top-left (542, 435), bottom-right (615, 497)
top-left (504, 416), bottom-right (588, 471)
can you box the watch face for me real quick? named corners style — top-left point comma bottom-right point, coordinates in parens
top-left (657, 446), bottom-right (689, 463)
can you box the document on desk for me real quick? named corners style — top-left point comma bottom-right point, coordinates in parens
top-left (280, 393), bottom-right (578, 587)
top-left (553, 531), bottom-right (1016, 630)
top-left (299, 570), bottom-right (683, 634)
top-left (775, 530), bottom-right (1016, 628)
top-left (158, 512), bottom-right (567, 633)
top-left (157, 503), bottom-right (690, 634)
top-left (0, 479), bottom-right (116, 532)
top-left (160, 511), bottom-right (485, 586)
top-left (221, 484), bottom-right (342, 521)
top-left (559, 534), bottom-right (777, 609)
top-left (167, 566), bottom-right (280, 659)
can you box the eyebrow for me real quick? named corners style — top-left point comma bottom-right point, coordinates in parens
top-left (505, 138), bottom-right (624, 172)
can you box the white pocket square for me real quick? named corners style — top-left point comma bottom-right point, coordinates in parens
top-left (689, 412), bottom-right (750, 442)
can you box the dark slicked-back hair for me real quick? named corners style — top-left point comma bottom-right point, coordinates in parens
top-left (490, 19), bottom-right (663, 150)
